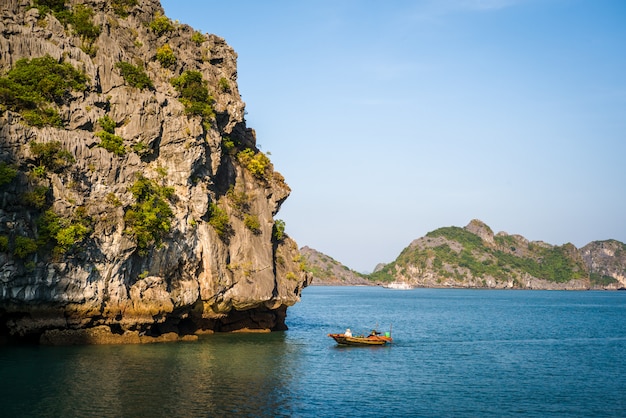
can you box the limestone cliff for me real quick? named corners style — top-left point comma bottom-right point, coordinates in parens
top-left (371, 219), bottom-right (625, 290)
top-left (580, 240), bottom-right (626, 289)
top-left (0, 0), bottom-right (310, 344)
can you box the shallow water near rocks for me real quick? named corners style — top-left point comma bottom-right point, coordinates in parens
top-left (1, 286), bottom-right (625, 417)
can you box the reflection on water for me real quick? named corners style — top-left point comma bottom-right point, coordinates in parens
top-left (0, 332), bottom-right (299, 417)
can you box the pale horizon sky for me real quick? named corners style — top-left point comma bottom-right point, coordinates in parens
top-left (161, 0), bottom-right (626, 273)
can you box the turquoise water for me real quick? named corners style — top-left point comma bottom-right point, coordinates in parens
top-left (1, 287), bottom-right (626, 417)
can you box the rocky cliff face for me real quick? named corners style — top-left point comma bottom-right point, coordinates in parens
top-left (0, 0), bottom-right (310, 344)
top-left (372, 219), bottom-right (625, 290)
top-left (580, 240), bottom-right (626, 289)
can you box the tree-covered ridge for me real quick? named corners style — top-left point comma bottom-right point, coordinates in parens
top-left (369, 221), bottom-right (613, 288)
top-left (423, 226), bottom-right (587, 283)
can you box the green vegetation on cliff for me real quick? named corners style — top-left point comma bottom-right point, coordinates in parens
top-left (13, 235), bottom-right (38, 259)
top-left (237, 148), bottom-right (271, 180)
top-left (170, 70), bottom-right (214, 125)
top-left (38, 208), bottom-right (92, 255)
top-left (95, 116), bottom-right (126, 156)
top-left (96, 131), bottom-right (126, 156)
top-left (4, 197), bottom-right (92, 259)
top-left (244, 214), bottom-right (261, 234)
top-left (272, 219), bottom-right (286, 242)
top-left (2, 140), bottom-right (93, 258)
top-left (116, 62), bottom-right (153, 90)
top-left (70, 4), bottom-right (101, 43)
top-left (149, 13), bottom-right (174, 36)
top-left (111, 0), bottom-right (138, 18)
top-left (32, 0), bottom-right (66, 16)
top-left (0, 162), bottom-right (17, 186)
top-left (218, 77), bottom-right (231, 92)
top-left (30, 141), bottom-right (75, 173)
top-left (32, 2), bottom-right (100, 55)
top-left (156, 44), bottom-right (177, 68)
top-left (191, 31), bottom-right (206, 45)
top-left (123, 175), bottom-right (174, 254)
top-left (0, 55), bottom-right (88, 126)
top-left (208, 202), bottom-right (230, 239)
top-left (590, 273), bottom-right (620, 287)
top-left (23, 185), bottom-right (50, 209)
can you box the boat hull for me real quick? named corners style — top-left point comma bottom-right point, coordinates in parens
top-left (328, 333), bottom-right (392, 346)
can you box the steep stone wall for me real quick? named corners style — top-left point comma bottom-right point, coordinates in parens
top-left (580, 240), bottom-right (626, 289)
top-left (0, 0), bottom-right (310, 344)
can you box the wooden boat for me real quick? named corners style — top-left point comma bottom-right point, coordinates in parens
top-left (328, 331), bottom-right (392, 346)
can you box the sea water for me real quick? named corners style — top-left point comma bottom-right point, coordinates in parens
top-left (1, 286), bottom-right (625, 417)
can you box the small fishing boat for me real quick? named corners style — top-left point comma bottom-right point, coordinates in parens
top-left (328, 329), bottom-right (393, 346)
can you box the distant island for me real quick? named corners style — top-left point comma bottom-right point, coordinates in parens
top-left (303, 219), bottom-right (625, 290)
top-left (300, 246), bottom-right (369, 285)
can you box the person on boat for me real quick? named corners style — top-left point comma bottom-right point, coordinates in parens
top-left (344, 328), bottom-right (352, 337)
top-left (370, 329), bottom-right (381, 336)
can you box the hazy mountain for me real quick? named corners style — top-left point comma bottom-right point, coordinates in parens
top-left (300, 246), bottom-right (370, 285)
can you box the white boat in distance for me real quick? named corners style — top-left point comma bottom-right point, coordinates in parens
top-left (383, 282), bottom-right (413, 290)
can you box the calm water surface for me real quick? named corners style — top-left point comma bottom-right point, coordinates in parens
top-left (1, 287), bottom-right (625, 417)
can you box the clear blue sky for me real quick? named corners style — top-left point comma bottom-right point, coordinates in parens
top-left (161, 0), bottom-right (626, 273)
